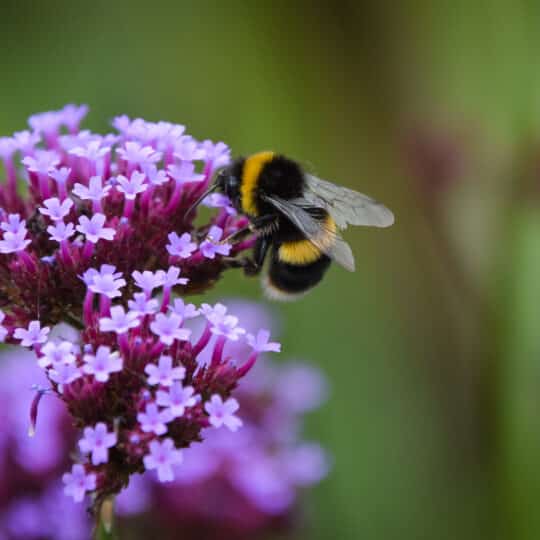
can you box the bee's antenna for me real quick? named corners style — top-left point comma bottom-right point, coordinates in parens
top-left (185, 183), bottom-right (219, 217)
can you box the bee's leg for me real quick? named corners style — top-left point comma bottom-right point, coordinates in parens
top-left (220, 215), bottom-right (278, 245)
top-left (251, 214), bottom-right (279, 235)
top-left (222, 236), bottom-right (271, 276)
top-left (251, 235), bottom-right (270, 272)
top-left (218, 226), bottom-right (252, 245)
top-left (222, 256), bottom-right (259, 274)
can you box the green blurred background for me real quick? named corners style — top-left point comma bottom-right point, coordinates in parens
top-left (4, 1), bottom-right (540, 538)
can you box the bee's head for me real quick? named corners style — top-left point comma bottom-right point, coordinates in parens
top-left (186, 162), bottom-right (243, 217)
top-left (216, 166), bottom-right (241, 206)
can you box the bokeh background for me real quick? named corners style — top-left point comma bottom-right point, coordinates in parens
top-left (3, 1), bottom-right (540, 538)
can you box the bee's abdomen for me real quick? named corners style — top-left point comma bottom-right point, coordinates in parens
top-left (276, 211), bottom-right (336, 266)
top-left (263, 248), bottom-right (331, 301)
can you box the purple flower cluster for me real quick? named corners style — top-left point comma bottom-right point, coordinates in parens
top-left (108, 300), bottom-right (329, 539)
top-left (46, 275), bottom-right (277, 506)
top-left (0, 104), bottom-right (252, 334)
top-left (0, 301), bottom-right (328, 540)
top-left (0, 107), bottom-right (278, 513)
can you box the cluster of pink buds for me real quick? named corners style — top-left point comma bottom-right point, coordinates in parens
top-left (0, 106), bottom-right (280, 511)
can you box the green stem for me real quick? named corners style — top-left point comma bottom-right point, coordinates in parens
top-left (94, 497), bottom-right (116, 540)
top-left (95, 520), bottom-right (116, 540)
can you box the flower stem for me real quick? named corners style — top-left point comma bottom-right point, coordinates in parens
top-left (95, 497), bottom-right (116, 540)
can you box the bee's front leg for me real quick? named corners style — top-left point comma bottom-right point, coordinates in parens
top-left (219, 214), bottom-right (279, 245)
top-left (222, 236), bottom-right (271, 277)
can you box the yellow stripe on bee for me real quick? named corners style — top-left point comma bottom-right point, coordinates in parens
top-left (241, 151), bottom-right (275, 216)
top-left (278, 215), bottom-right (337, 266)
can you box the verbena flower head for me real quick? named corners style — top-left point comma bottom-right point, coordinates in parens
top-left (0, 105), bottom-right (250, 332)
top-left (0, 106), bottom-right (274, 514)
top-left (0, 301), bottom-right (326, 540)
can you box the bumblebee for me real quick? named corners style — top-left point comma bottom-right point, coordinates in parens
top-left (192, 151), bottom-right (394, 300)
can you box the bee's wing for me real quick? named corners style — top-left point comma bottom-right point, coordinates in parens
top-left (262, 194), bottom-right (356, 272)
top-left (304, 173), bottom-right (394, 229)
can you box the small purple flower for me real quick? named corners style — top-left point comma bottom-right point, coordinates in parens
top-left (169, 298), bottom-right (199, 319)
top-left (156, 382), bottom-right (197, 418)
top-left (166, 232), bottom-right (197, 259)
top-left (159, 266), bottom-right (188, 288)
top-left (117, 141), bottom-right (162, 167)
top-left (0, 136), bottom-right (16, 160)
top-left (132, 270), bottom-right (165, 296)
top-left (202, 193), bottom-right (237, 215)
top-left (82, 345), bottom-right (122, 382)
top-left (62, 464), bottom-right (96, 503)
top-left (61, 103), bottom-right (89, 131)
top-left (0, 230), bottom-right (31, 254)
top-left (167, 162), bottom-right (205, 184)
top-left (86, 265), bottom-right (126, 298)
top-left (39, 340), bottom-right (75, 368)
top-left (39, 197), bottom-right (74, 221)
top-left (143, 164), bottom-right (169, 186)
top-left (22, 150), bottom-right (60, 175)
top-left (28, 110), bottom-right (63, 135)
top-left (116, 171), bottom-right (148, 200)
top-left (204, 394), bottom-right (242, 431)
top-left (99, 305), bottom-right (140, 334)
top-left (72, 176), bottom-right (111, 202)
top-left (210, 314), bottom-right (246, 341)
top-left (76, 213), bottom-right (115, 243)
top-left (137, 403), bottom-right (173, 435)
top-left (143, 438), bottom-right (183, 482)
top-left (246, 329), bottom-right (281, 353)
top-left (69, 140), bottom-right (110, 162)
top-left (12, 130), bottom-right (41, 153)
top-left (201, 302), bottom-right (228, 322)
top-left (1, 213), bottom-right (25, 234)
top-left (201, 140), bottom-right (231, 168)
top-left (112, 114), bottom-right (131, 133)
top-left (200, 226), bottom-right (231, 259)
top-left (49, 362), bottom-right (82, 388)
top-left (127, 292), bottom-right (158, 317)
top-left (50, 166), bottom-right (72, 186)
top-left (78, 422), bottom-right (117, 466)
top-left (145, 355), bottom-right (186, 387)
top-left (47, 221), bottom-right (75, 243)
top-left (14, 321), bottom-right (50, 347)
top-left (173, 137), bottom-right (206, 162)
top-left (150, 313), bottom-right (191, 346)
top-left (60, 131), bottom-right (94, 152)
top-left (0, 310), bottom-right (8, 342)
